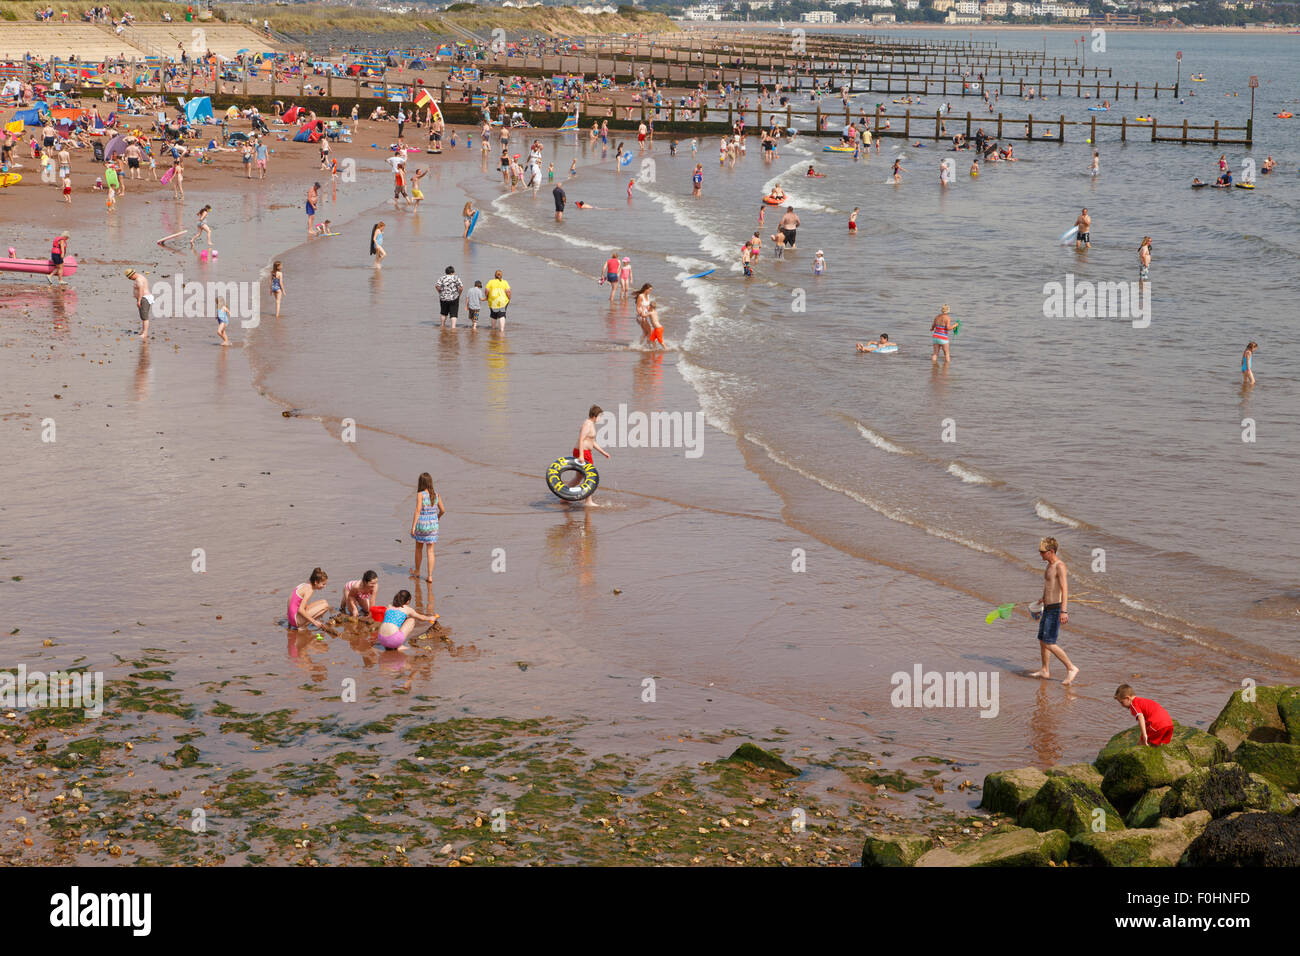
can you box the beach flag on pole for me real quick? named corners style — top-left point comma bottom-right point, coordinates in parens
top-left (415, 87), bottom-right (442, 123)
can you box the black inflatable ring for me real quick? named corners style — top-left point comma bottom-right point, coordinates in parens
top-left (546, 456), bottom-right (599, 502)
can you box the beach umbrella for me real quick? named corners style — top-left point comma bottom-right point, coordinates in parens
top-left (103, 133), bottom-right (129, 160)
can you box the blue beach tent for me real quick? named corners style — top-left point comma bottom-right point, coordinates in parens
top-left (183, 96), bottom-right (214, 125)
top-left (14, 104), bottom-right (50, 125)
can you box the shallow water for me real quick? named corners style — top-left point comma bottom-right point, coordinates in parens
top-left (3, 31), bottom-right (1299, 782)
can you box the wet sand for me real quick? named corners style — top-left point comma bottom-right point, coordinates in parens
top-left (3, 97), bottom-right (1297, 863)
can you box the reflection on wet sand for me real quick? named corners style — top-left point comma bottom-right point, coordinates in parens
top-left (1029, 681), bottom-right (1065, 767)
top-left (546, 505), bottom-right (597, 596)
top-left (133, 340), bottom-right (151, 401)
top-left (632, 350), bottom-right (664, 409)
top-left (285, 597), bottom-right (479, 689)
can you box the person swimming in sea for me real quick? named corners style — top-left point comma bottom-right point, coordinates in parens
top-left (766, 183), bottom-right (786, 203)
top-left (856, 333), bottom-right (893, 352)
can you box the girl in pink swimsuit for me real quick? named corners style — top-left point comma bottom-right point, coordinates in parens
top-left (340, 570), bottom-right (379, 615)
top-left (288, 567), bottom-right (330, 628)
top-left (618, 257), bottom-right (633, 299)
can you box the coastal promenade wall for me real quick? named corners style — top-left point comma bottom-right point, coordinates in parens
top-left (0, 22), bottom-right (279, 62)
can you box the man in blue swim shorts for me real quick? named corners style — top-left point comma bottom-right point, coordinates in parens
top-left (1028, 537), bottom-right (1080, 685)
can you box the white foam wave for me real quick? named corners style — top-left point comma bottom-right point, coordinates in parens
top-left (1119, 596), bottom-right (1152, 612)
top-left (855, 424), bottom-right (908, 456)
top-left (763, 159), bottom-right (811, 194)
top-left (676, 358), bottom-right (738, 436)
top-left (1034, 499), bottom-right (1083, 529)
top-left (489, 194), bottom-right (605, 251)
top-left (641, 186), bottom-right (739, 269)
top-left (745, 433), bottom-right (1000, 555)
top-left (946, 461), bottom-right (995, 485)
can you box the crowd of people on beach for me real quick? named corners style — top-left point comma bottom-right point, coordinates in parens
top-left (6, 26), bottom-right (1273, 694)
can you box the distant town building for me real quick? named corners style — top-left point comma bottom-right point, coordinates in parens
top-left (873, 12), bottom-right (898, 20)
top-left (982, 0), bottom-right (1008, 14)
top-left (945, 9), bottom-right (982, 20)
top-left (802, 10), bottom-right (839, 22)
top-left (931, 0), bottom-right (956, 11)
top-left (682, 3), bottom-right (724, 19)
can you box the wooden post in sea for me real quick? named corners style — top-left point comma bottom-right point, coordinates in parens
top-left (1090, 114), bottom-right (1095, 142)
top-left (965, 110), bottom-right (971, 139)
top-left (1212, 119), bottom-right (1220, 146)
top-left (904, 109), bottom-right (910, 139)
top-left (997, 113), bottom-right (1003, 139)
top-left (1058, 114), bottom-right (1065, 141)
top-left (1120, 116), bottom-right (1127, 142)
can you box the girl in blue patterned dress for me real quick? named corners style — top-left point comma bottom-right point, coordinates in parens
top-left (409, 472), bottom-right (445, 583)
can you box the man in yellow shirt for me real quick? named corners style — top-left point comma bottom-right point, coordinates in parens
top-left (485, 270), bottom-right (511, 331)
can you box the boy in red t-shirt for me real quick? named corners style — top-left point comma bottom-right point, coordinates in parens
top-left (1115, 684), bottom-right (1174, 746)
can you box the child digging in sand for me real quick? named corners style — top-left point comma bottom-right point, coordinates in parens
top-left (1114, 684), bottom-right (1174, 746)
top-left (375, 589), bottom-right (439, 650)
top-left (341, 570), bottom-right (380, 616)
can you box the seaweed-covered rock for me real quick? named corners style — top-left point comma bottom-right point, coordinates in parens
top-left (1208, 686), bottom-right (1288, 751)
top-left (914, 827), bottom-right (1069, 867)
top-left (1100, 745), bottom-right (1195, 813)
top-left (860, 833), bottom-right (934, 867)
top-left (1125, 787), bottom-right (1172, 829)
top-left (1095, 723), bottom-right (1227, 774)
top-left (1046, 763), bottom-right (1104, 789)
top-left (1069, 811), bottom-right (1211, 867)
top-left (1175, 725), bottom-right (1234, 767)
top-left (979, 767), bottom-right (1047, 815)
top-left (1182, 811), bottom-right (1300, 867)
top-left (721, 743), bottom-right (798, 776)
top-left (1018, 776), bottom-right (1124, 836)
top-left (1277, 688), bottom-right (1300, 744)
top-left (1160, 763), bottom-right (1292, 819)
top-left (1232, 741), bottom-right (1300, 792)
